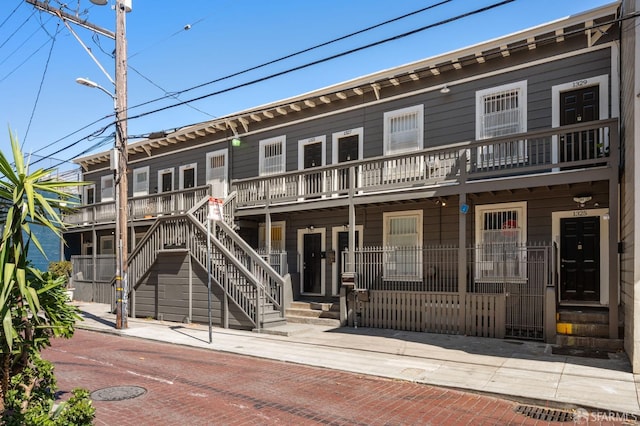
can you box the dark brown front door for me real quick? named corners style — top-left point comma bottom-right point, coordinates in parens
top-left (337, 134), bottom-right (359, 191)
top-left (560, 216), bottom-right (600, 302)
top-left (560, 86), bottom-right (600, 162)
top-left (303, 233), bottom-right (322, 294)
top-left (303, 142), bottom-right (322, 198)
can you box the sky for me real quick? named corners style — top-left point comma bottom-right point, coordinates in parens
top-left (0, 0), bottom-right (614, 174)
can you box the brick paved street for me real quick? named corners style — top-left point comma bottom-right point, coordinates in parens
top-left (43, 330), bottom-right (629, 425)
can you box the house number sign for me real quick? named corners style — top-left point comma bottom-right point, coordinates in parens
top-left (572, 210), bottom-right (589, 217)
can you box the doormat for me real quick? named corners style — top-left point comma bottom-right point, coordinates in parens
top-left (551, 347), bottom-right (610, 359)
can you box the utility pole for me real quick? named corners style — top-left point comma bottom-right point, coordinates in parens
top-left (26, 0), bottom-right (129, 329)
top-left (114, 0), bottom-right (129, 329)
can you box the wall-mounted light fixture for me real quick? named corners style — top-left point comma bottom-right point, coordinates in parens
top-left (573, 195), bottom-right (592, 207)
top-left (308, 225), bottom-right (315, 232)
top-left (440, 85), bottom-right (450, 94)
top-left (435, 198), bottom-right (447, 207)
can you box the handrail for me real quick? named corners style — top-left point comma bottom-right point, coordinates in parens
top-left (125, 195), bottom-right (285, 329)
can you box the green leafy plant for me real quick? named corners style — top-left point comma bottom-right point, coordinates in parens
top-left (0, 128), bottom-right (94, 423)
top-left (48, 261), bottom-right (72, 288)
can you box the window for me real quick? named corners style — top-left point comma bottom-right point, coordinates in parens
top-left (259, 136), bottom-right (286, 176)
top-left (383, 210), bottom-right (423, 280)
top-left (383, 105), bottom-right (424, 155)
top-left (100, 175), bottom-right (114, 202)
top-left (133, 167), bottom-right (149, 197)
top-left (258, 221), bottom-right (285, 251)
top-left (179, 163), bottom-right (197, 189)
top-left (84, 184), bottom-right (95, 205)
top-left (158, 168), bottom-right (174, 193)
top-left (206, 149), bottom-right (228, 199)
top-left (475, 202), bottom-right (527, 280)
top-left (476, 81), bottom-right (527, 166)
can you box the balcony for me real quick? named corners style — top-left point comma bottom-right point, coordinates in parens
top-left (235, 119), bottom-right (617, 209)
top-left (65, 185), bottom-right (210, 227)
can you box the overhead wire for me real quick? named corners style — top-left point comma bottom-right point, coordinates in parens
top-left (127, 0), bottom-right (454, 112)
top-left (22, 22), bottom-right (61, 147)
top-left (0, 8), bottom-right (37, 51)
top-left (0, 1), bottom-right (24, 32)
top-left (29, 0), bottom-right (513, 167)
top-left (126, 0), bottom-right (515, 122)
top-left (34, 0), bottom-right (456, 164)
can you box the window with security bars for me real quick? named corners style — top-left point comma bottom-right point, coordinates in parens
top-left (476, 81), bottom-right (527, 166)
top-left (384, 105), bottom-right (423, 155)
top-left (133, 167), bottom-right (149, 196)
top-left (475, 202), bottom-right (527, 281)
top-left (259, 137), bottom-right (286, 176)
top-left (206, 150), bottom-right (227, 199)
top-left (383, 211), bottom-right (423, 280)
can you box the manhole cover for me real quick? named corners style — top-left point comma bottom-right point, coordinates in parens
top-left (515, 405), bottom-right (575, 422)
top-left (91, 386), bottom-right (147, 401)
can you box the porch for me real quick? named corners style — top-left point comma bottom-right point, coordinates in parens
top-left (341, 244), bottom-right (555, 341)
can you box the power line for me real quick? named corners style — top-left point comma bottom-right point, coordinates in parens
top-left (22, 22), bottom-right (61, 147)
top-left (0, 1), bottom-right (24, 31)
top-left (0, 8), bottom-right (36, 51)
top-left (30, 0), bottom-right (454, 165)
top-left (127, 0), bottom-right (454, 112)
top-left (127, 0), bottom-right (515, 122)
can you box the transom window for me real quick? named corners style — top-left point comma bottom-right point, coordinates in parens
top-left (384, 105), bottom-right (424, 155)
top-left (259, 136), bottom-right (286, 176)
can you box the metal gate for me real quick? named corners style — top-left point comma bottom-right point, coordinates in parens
top-left (470, 245), bottom-right (551, 340)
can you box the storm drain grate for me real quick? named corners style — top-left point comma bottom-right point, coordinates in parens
top-left (91, 386), bottom-right (147, 401)
top-left (514, 404), bottom-right (575, 422)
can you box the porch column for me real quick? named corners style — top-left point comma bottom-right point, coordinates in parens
top-left (458, 148), bottom-right (468, 331)
top-left (265, 211), bottom-right (272, 257)
top-left (348, 165), bottom-right (356, 272)
top-left (458, 192), bottom-right (467, 330)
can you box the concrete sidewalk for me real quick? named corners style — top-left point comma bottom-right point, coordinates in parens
top-left (74, 301), bottom-right (640, 417)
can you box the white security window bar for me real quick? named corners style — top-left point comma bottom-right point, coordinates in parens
top-left (476, 81), bottom-right (528, 166)
top-left (100, 175), bottom-right (114, 202)
top-left (132, 166), bottom-right (149, 197)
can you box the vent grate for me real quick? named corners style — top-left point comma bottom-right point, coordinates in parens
top-left (514, 404), bottom-right (575, 422)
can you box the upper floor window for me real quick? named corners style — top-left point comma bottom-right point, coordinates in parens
top-left (179, 163), bottom-right (197, 189)
top-left (133, 166), bottom-right (149, 197)
top-left (259, 136), bottom-right (286, 176)
top-left (100, 175), bottom-right (114, 202)
top-left (384, 105), bottom-right (424, 155)
top-left (206, 149), bottom-right (228, 199)
top-left (84, 184), bottom-right (95, 205)
top-left (476, 81), bottom-right (527, 138)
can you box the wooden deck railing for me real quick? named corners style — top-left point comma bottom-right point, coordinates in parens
top-left (125, 196), bottom-right (285, 329)
top-left (64, 185), bottom-right (210, 226)
top-left (235, 119), bottom-right (617, 207)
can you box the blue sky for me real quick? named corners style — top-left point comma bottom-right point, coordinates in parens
top-left (0, 0), bottom-right (613, 172)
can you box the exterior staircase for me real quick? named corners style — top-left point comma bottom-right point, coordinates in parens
top-left (127, 195), bottom-right (289, 331)
top-left (555, 307), bottom-right (623, 352)
top-left (285, 301), bottom-right (341, 327)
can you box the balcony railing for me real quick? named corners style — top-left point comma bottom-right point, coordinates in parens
top-left (235, 119), bottom-right (617, 208)
top-left (65, 185), bottom-right (210, 226)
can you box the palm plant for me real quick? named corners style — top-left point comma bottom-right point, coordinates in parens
top-left (0, 129), bottom-right (94, 423)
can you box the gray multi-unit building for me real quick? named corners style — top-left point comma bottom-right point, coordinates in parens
top-left (65, 1), bottom-right (640, 373)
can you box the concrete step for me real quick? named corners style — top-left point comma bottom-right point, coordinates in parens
top-left (285, 308), bottom-right (340, 319)
top-left (285, 315), bottom-right (341, 327)
top-left (290, 301), bottom-right (339, 312)
top-left (556, 322), bottom-right (609, 338)
top-left (555, 335), bottom-right (624, 352)
top-left (557, 309), bottom-right (609, 324)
